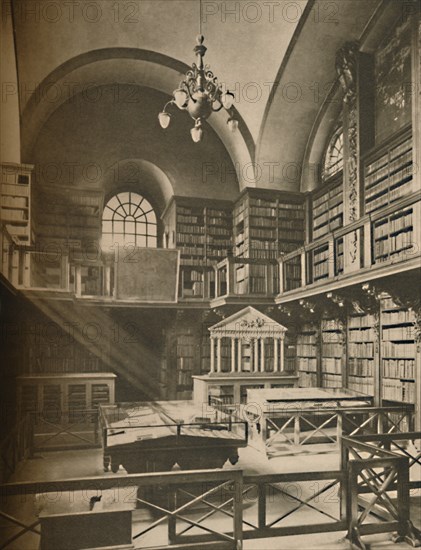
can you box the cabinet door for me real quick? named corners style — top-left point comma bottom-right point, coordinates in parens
top-left (68, 384), bottom-right (87, 422)
top-left (43, 385), bottom-right (62, 423)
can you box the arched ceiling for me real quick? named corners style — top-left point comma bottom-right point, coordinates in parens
top-left (20, 51), bottom-right (254, 187)
top-left (12, 0), bottom-right (308, 143)
top-left (31, 84), bottom-right (240, 202)
top-left (255, 0), bottom-right (381, 191)
top-left (11, 0), bottom-right (383, 193)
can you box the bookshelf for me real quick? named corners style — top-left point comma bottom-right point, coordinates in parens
top-left (347, 314), bottom-right (375, 396)
top-left (321, 319), bottom-right (344, 389)
top-left (308, 243), bottom-right (330, 283)
top-left (205, 206), bottom-right (232, 263)
top-left (311, 180), bottom-right (343, 241)
top-left (296, 323), bottom-right (319, 387)
top-left (283, 255), bottom-right (302, 291)
top-left (233, 190), bottom-right (305, 260)
top-left (232, 190), bottom-right (304, 296)
top-left (284, 331), bottom-right (297, 373)
top-left (176, 332), bottom-right (196, 398)
top-left (381, 297), bottom-right (416, 404)
top-left (1, 163), bottom-right (33, 245)
top-left (162, 197), bottom-right (232, 299)
top-left (17, 374), bottom-right (116, 419)
top-left (372, 205), bottom-right (417, 264)
top-left (33, 188), bottom-right (102, 244)
top-left (364, 128), bottom-right (413, 214)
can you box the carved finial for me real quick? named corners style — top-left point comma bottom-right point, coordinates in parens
top-left (336, 41), bottom-right (359, 103)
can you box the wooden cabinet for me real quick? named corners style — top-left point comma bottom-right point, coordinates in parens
top-left (17, 374), bottom-right (116, 418)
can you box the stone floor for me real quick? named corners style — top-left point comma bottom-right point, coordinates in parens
top-left (2, 441), bottom-right (420, 550)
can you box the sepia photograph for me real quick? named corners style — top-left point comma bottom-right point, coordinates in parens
top-left (0, 0), bottom-right (420, 548)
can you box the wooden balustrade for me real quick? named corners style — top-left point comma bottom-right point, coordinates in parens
top-left (278, 192), bottom-right (421, 297)
top-left (2, 432), bottom-right (419, 550)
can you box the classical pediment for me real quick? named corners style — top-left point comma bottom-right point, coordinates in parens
top-left (209, 307), bottom-right (287, 337)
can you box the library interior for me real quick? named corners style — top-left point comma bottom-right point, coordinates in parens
top-left (1, 0), bottom-right (421, 549)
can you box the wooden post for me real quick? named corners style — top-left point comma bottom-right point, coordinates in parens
top-left (294, 415), bottom-right (300, 445)
top-left (258, 482), bottom-right (266, 530)
top-left (233, 471), bottom-right (243, 550)
top-left (363, 220), bottom-right (372, 268)
top-left (227, 257), bottom-right (235, 296)
top-left (278, 259), bottom-right (284, 294)
top-left (168, 487), bottom-right (177, 545)
top-left (300, 251), bottom-right (306, 286)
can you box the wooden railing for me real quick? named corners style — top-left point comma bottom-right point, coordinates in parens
top-left (341, 431), bottom-right (421, 550)
top-left (30, 408), bottom-right (100, 452)
top-left (208, 402), bottom-right (415, 453)
top-left (278, 192), bottom-right (421, 296)
top-left (0, 469), bottom-right (244, 550)
top-left (1, 436), bottom-right (419, 550)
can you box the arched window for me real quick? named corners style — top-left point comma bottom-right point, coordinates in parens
top-left (102, 192), bottom-right (157, 248)
top-left (323, 128), bottom-right (344, 180)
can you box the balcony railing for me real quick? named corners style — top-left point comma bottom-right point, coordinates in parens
top-left (1, 192), bottom-right (419, 303)
top-left (279, 192), bottom-right (420, 297)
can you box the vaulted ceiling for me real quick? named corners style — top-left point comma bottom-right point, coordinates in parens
top-left (6, 0), bottom-right (382, 196)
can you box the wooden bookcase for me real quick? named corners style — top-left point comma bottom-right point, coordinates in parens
top-left (0, 163), bottom-right (33, 246)
top-left (380, 297), bottom-right (416, 404)
top-left (296, 323), bottom-right (319, 388)
top-left (320, 319), bottom-right (344, 389)
top-left (33, 187), bottom-right (102, 245)
top-left (311, 179), bottom-right (343, 241)
top-left (233, 189), bottom-right (305, 260)
top-left (363, 127), bottom-right (413, 214)
top-left (162, 197), bottom-right (232, 299)
top-left (232, 189), bottom-right (305, 296)
top-left (293, 299), bottom-right (418, 410)
top-left (347, 314), bottom-right (375, 396)
top-left (17, 373), bottom-right (116, 419)
top-left (372, 205), bottom-right (418, 264)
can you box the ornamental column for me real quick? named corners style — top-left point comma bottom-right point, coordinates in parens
top-left (210, 336), bottom-right (215, 373)
top-left (237, 339), bottom-right (242, 372)
top-left (254, 338), bottom-right (259, 373)
top-left (216, 337), bottom-right (222, 373)
top-left (231, 337), bottom-right (236, 373)
top-left (274, 338), bottom-right (279, 372)
top-left (260, 337), bottom-right (265, 372)
top-left (280, 337), bottom-right (285, 372)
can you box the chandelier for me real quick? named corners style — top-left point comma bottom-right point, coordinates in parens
top-left (158, 34), bottom-right (238, 142)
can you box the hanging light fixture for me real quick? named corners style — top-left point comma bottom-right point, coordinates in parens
top-left (158, 3), bottom-right (237, 142)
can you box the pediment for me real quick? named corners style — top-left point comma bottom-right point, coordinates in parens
top-left (209, 306), bottom-right (287, 336)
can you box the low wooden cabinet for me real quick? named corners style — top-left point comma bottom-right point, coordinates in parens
top-left (17, 373), bottom-right (116, 419)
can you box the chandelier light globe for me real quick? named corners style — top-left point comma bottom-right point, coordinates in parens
top-left (174, 89), bottom-right (188, 109)
top-left (158, 35), bottom-right (238, 142)
top-left (158, 112), bottom-right (171, 129)
top-left (191, 121), bottom-right (203, 143)
top-left (221, 91), bottom-right (234, 110)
